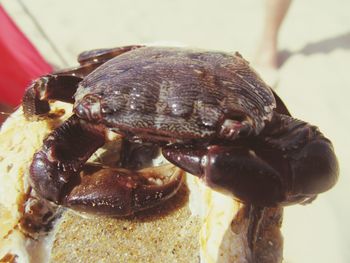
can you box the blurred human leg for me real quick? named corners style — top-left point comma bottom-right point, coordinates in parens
top-left (255, 0), bottom-right (292, 69)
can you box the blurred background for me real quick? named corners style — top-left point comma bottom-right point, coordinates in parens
top-left (1, 0), bottom-right (349, 262)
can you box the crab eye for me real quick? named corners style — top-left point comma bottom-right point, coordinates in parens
top-left (74, 95), bottom-right (102, 121)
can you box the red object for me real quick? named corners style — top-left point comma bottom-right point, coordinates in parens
top-left (0, 5), bottom-right (52, 106)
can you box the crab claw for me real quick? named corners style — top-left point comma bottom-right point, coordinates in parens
top-left (29, 114), bottom-right (183, 216)
top-left (29, 115), bottom-right (106, 203)
top-left (163, 145), bottom-right (285, 206)
top-left (260, 113), bottom-right (339, 205)
top-left (63, 164), bottom-right (183, 216)
top-left (163, 113), bottom-right (339, 207)
top-left (162, 145), bottom-right (207, 176)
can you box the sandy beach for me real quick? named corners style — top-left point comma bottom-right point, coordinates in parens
top-left (2, 0), bottom-right (350, 262)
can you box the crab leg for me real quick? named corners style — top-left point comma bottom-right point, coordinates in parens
top-left (77, 45), bottom-right (144, 66)
top-left (30, 115), bottom-right (183, 216)
top-left (271, 90), bottom-right (291, 116)
top-left (163, 113), bottom-right (338, 206)
top-left (56, 45), bottom-right (145, 77)
top-left (163, 144), bottom-right (285, 206)
top-left (54, 45), bottom-right (145, 78)
top-left (23, 45), bottom-right (144, 120)
top-left (23, 75), bottom-right (82, 119)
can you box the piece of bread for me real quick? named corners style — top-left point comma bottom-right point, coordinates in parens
top-left (0, 103), bottom-right (283, 263)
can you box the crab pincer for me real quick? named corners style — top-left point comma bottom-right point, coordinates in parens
top-left (29, 115), bottom-right (183, 216)
top-left (64, 164), bottom-right (183, 215)
top-left (163, 113), bottom-right (339, 206)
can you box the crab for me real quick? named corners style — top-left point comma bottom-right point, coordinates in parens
top-left (22, 45), bottom-right (339, 216)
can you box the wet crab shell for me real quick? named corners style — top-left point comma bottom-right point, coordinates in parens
top-left (73, 47), bottom-right (276, 142)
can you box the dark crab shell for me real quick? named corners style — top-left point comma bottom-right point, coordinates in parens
top-left (22, 45), bottom-right (339, 218)
top-left (73, 47), bottom-right (276, 141)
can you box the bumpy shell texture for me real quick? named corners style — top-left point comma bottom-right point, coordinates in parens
top-left (74, 47), bottom-right (275, 140)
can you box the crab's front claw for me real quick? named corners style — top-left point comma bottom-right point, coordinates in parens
top-left (29, 115), bottom-right (106, 203)
top-left (30, 150), bottom-right (71, 203)
top-left (262, 114), bottom-right (339, 205)
top-left (162, 146), bottom-right (207, 176)
top-left (163, 145), bottom-right (285, 206)
top-left (64, 164), bottom-right (184, 216)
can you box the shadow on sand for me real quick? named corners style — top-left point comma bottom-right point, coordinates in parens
top-left (278, 31), bottom-right (350, 67)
